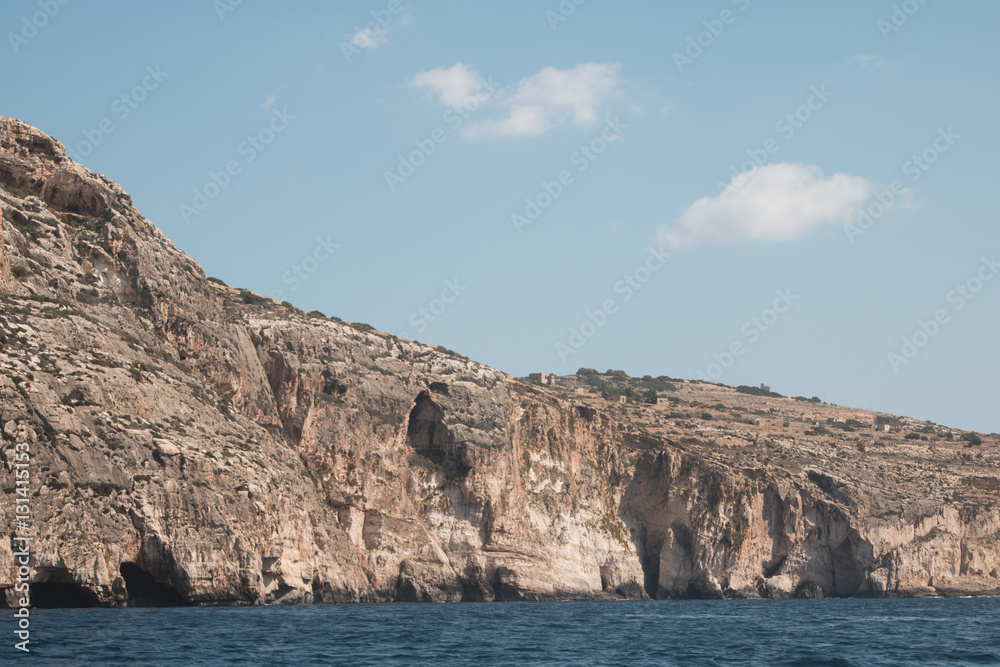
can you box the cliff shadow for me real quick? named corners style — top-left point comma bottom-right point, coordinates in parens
top-left (119, 562), bottom-right (189, 607)
top-left (406, 390), bottom-right (470, 479)
top-left (30, 567), bottom-right (101, 608)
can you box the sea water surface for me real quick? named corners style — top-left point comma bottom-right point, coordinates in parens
top-left (16, 598), bottom-right (1000, 665)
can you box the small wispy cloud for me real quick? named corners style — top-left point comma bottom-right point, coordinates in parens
top-left (654, 163), bottom-right (877, 250)
top-left (335, 6), bottom-right (412, 62)
top-left (262, 94), bottom-right (276, 112)
top-left (345, 9), bottom-right (412, 53)
top-left (463, 63), bottom-right (621, 139)
top-left (410, 62), bottom-right (492, 109)
top-left (407, 62), bottom-right (622, 140)
top-left (851, 53), bottom-right (889, 71)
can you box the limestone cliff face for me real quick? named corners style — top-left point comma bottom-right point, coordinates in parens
top-left (1, 117), bottom-right (998, 607)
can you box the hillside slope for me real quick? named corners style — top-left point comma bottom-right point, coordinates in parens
top-left (1, 117), bottom-right (998, 606)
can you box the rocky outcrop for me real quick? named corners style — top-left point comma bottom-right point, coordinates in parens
top-left (1, 117), bottom-right (998, 607)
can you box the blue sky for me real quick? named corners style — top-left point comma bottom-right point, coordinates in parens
top-left (3, 0), bottom-right (999, 432)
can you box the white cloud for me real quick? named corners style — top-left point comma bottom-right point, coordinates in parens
top-left (655, 163), bottom-right (876, 250)
top-left (410, 62), bottom-right (491, 109)
top-left (463, 62), bottom-right (621, 139)
top-left (407, 62), bottom-right (621, 139)
top-left (261, 94), bottom-right (276, 112)
top-left (509, 63), bottom-right (620, 125)
top-left (335, 8), bottom-right (412, 56)
top-left (464, 105), bottom-right (552, 138)
top-left (851, 53), bottom-right (889, 71)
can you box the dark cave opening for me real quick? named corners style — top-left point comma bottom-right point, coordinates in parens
top-left (30, 568), bottom-right (102, 609)
top-left (428, 382), bottom-right (449, 395)
top-left (119, 562), bottom-right (189, 607)
top-left (31, 583), bottom-right (101, 608)
top-left (407, 391), bottom-right (448, 465)
top-left (406, 391), bottom-right (470, 478)
top-left (641, 553), bottom-right (661, 599)
top-left (831, 539), bottom-right (864, 597)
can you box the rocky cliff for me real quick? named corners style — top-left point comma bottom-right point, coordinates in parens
top-left (1, 117), bottom-right (998, 607)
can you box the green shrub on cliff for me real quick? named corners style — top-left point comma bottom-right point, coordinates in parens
top-left (963, 433), bottom-right (983, 446)
top-left (238, 289), bottom-right (267, 305)
top-left (736, 385), bottom-right (783, 398)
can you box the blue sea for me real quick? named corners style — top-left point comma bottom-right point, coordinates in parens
top-left (13, 599), bottom-right (1000, 665)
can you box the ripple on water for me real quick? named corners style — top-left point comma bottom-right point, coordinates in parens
top-left (21, 598), bottom-right (1000, 667)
